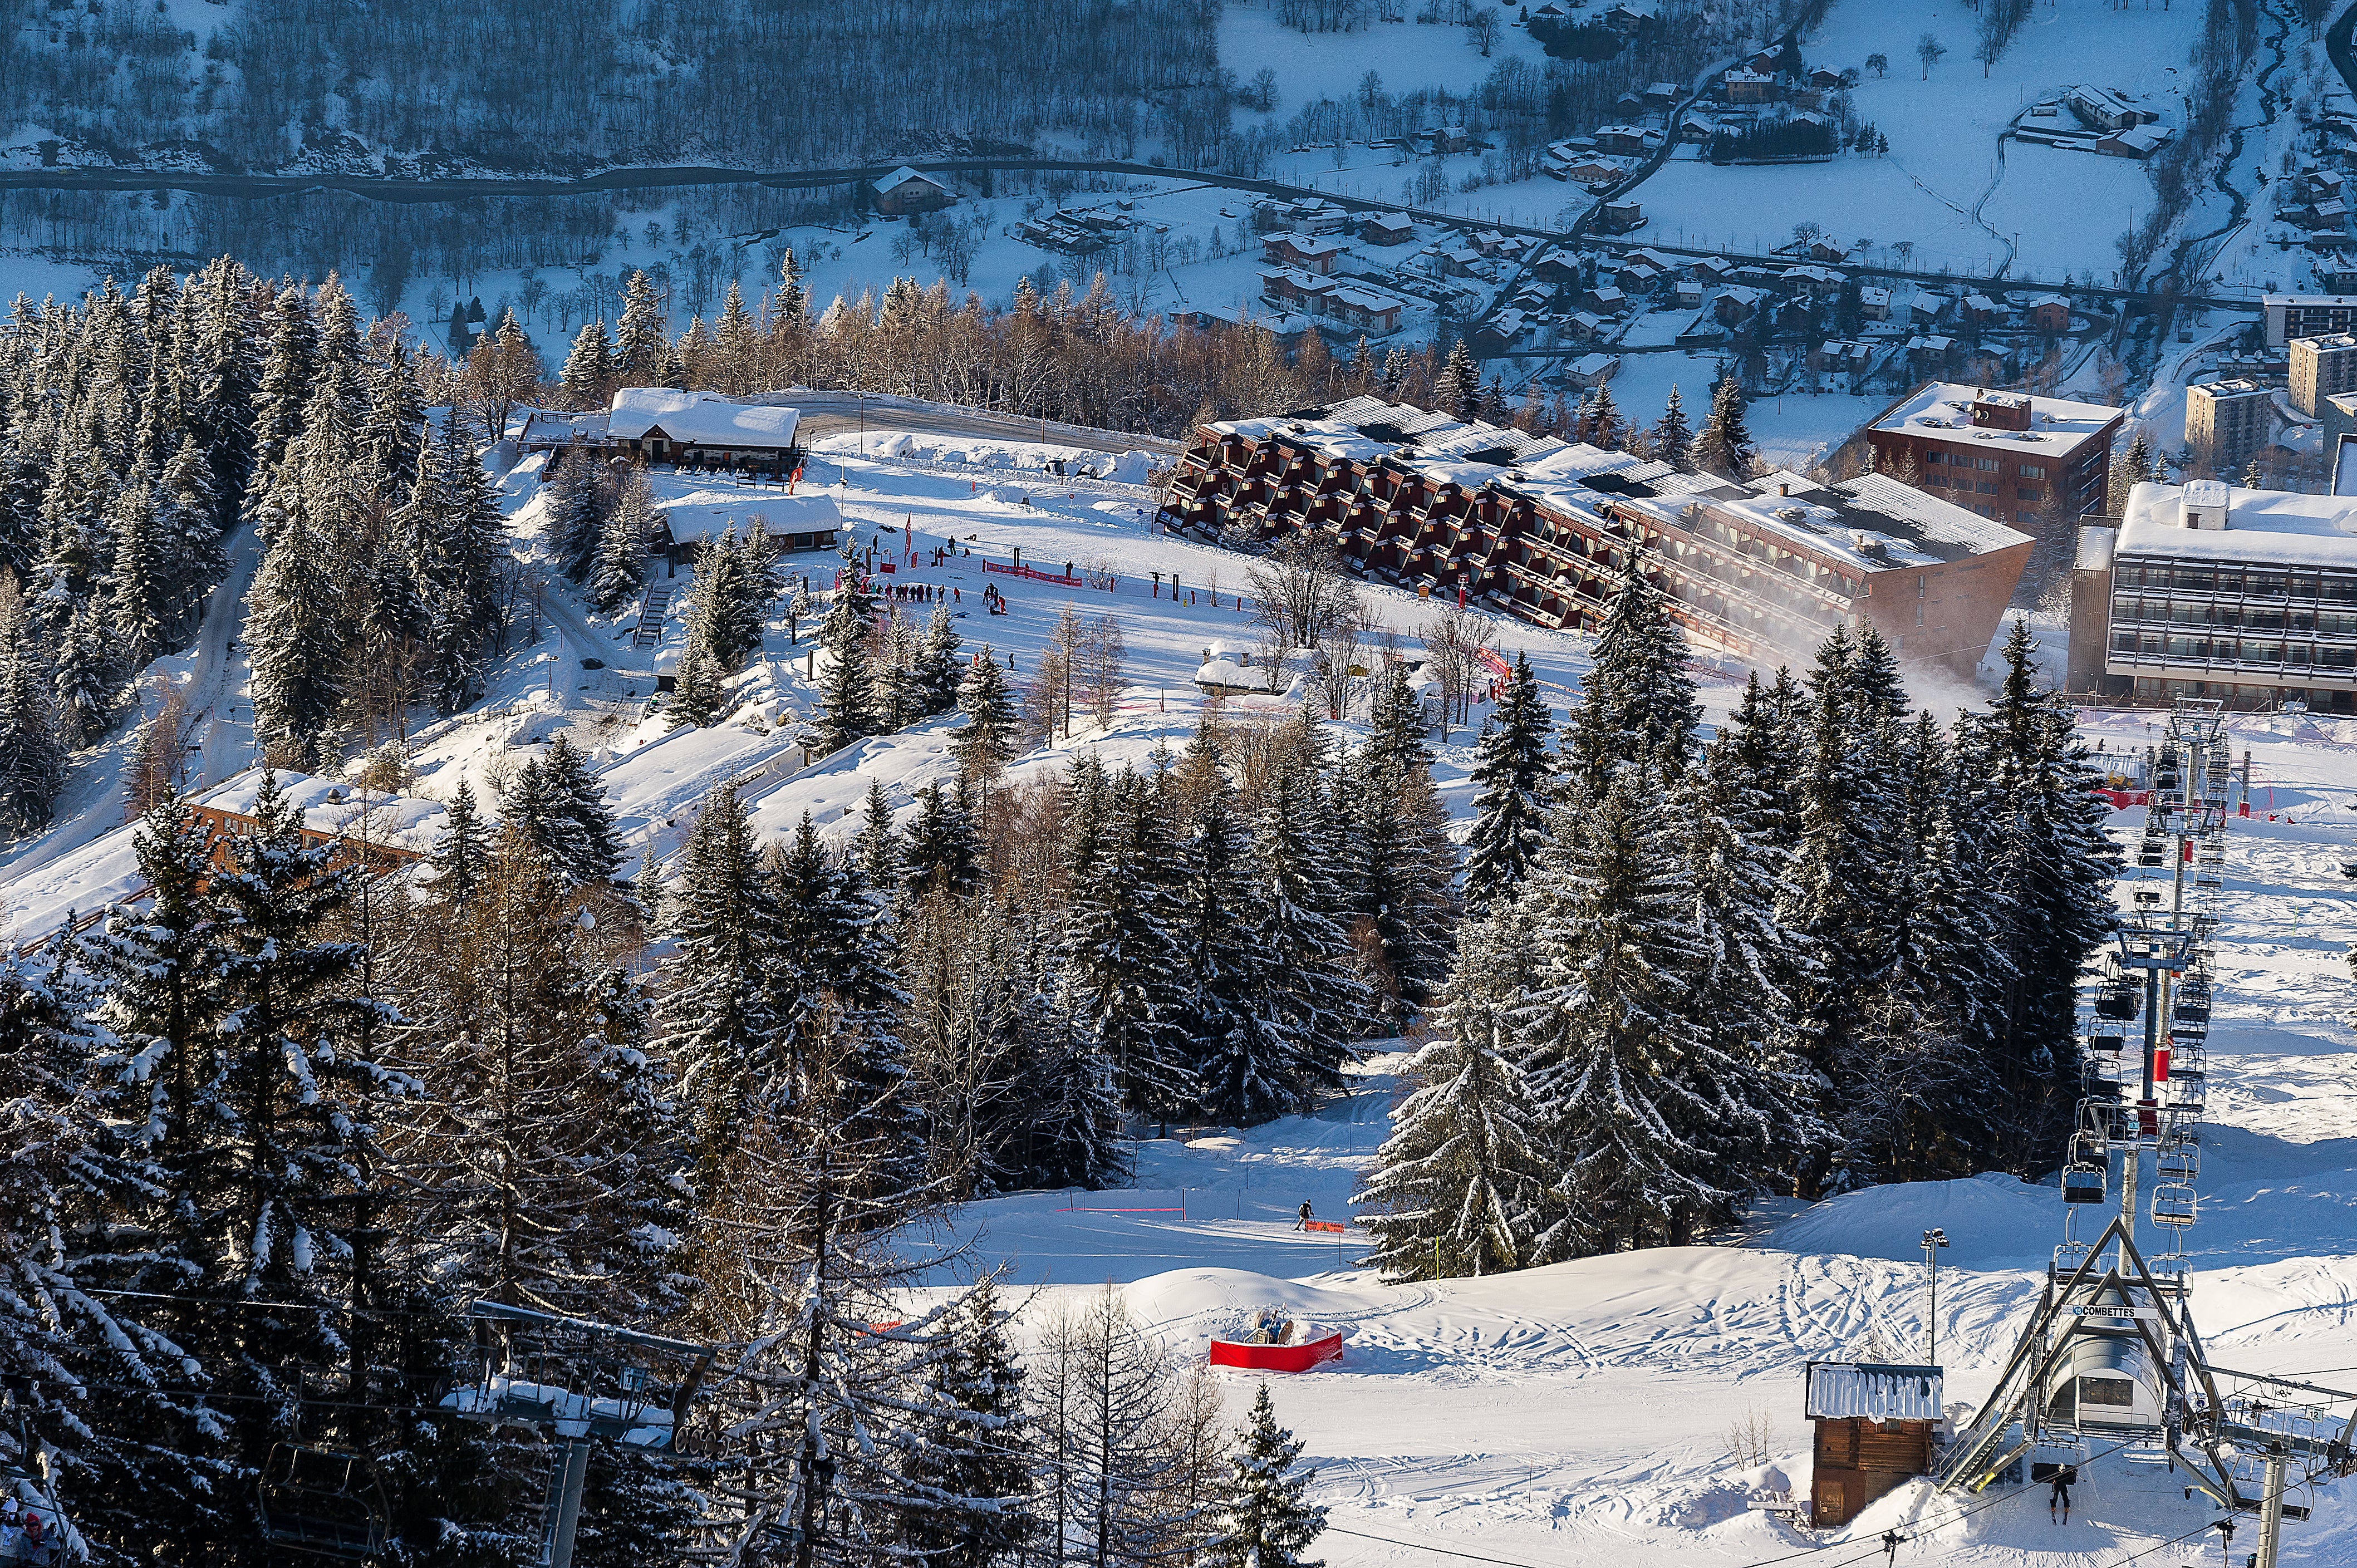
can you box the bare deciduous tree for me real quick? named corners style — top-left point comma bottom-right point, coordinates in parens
top-left (1419, 606), bottom-right (1492, 739)
top-left (1245, 532), bottom-right (1360, 653)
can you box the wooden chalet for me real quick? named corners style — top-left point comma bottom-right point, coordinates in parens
top-left (1804, 1361), bottom-right (1943, 1527)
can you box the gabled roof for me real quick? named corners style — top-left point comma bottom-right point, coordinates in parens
top-left (608, 389), bottom-right (800, 447)
top-left (1805, 1362), bottom-right (1944, 1422)
top-left (873, 165), bottom-right (947, 195)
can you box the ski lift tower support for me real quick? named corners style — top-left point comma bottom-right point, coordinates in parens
top-left (2110, 921), bottom-right (2197, 1261)
top-left (443, 1301), bottom-right (718, 1568)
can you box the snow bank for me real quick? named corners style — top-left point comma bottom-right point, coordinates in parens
top-left (1764, 1171), bottom-right (2059, 1266)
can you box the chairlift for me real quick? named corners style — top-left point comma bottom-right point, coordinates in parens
top-left (2087, 1032), bottom-right (2125, 1055)
top-left (2137, 841), bottom-right (2167, 868)
top-left (2094, 984), bottom-right (2139, 1021)
top-left (2152, 1185), bottom-right (2197, 1228)
top-left (2063, 1162), bottom-right (2108, 1205)
top-left (257, 1444), bottom-right (390, 1561)
top-left (2158, 1147), bottom-right (2198, 1184)
top-left (2133, 888), bottom-right (2163, 907)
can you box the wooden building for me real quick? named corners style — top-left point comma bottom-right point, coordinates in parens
top-left (872, 166), bottom-right (956, 216)
top-left (606, 388), bottom-right (803, 475)
top-left (1804, 1361), bottom-right (1943, 1528)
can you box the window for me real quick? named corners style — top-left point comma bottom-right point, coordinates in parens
top-left (2080, 1377), bottom-right (2135, 1409)
top-left (1977, 480), bottom-right (1998, 495)
top-left (2017, 463), bottom-right (2046, 478)
top-left (1917, 574), bottom-right (1927, 597)
top-left (2016, 510), bottom-right (2039, 523)
top-left (1977, 456), bottom-right (2002, 472)
top-left (1914, 603), bottom-right (1923, 626)
top-left (1924, 449), bottom-right (1947, 464)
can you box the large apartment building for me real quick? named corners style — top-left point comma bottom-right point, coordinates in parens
top-left (2263, 293), bottom-right (2357, 348)
top-left (1157, 397), bottom-right (2035, 675)
top-left (1864, 383), bottom-right (2123, 527)
top-left (2084, 479), bottom-right (2357, 711)
top-left (2288, 332), bottom-right (2357, 416)
top-left (2184, 379), bottom-right (2273, 475)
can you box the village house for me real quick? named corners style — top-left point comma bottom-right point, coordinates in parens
top-left (1258, 266), bottom-right (1337, 312)
top-left (1561, 309), bottom-right (1608, 342)
top-left (2098, 124), bottom-right (2172, 159)
top-left (1592, 125), bottom-right (1661, 156)
top-left (1362, 212), bottom-right (1417, 246)
top-left (1325, 284), bottom-right (1406, 337)
top-left (1582, 282), bottom-right (1629, 315)
top-left (1908, 296), bottom-right (1945, 325)
top-left (1437, 243), bottom-right (1489, 279)
top-left (1562, 352), bottom-right (1621, 389)
top-left (1471, 309), bottom-right (1529, 356)
top-left (1813, 339), bottom-right (1875, 376)
top-left (1806, 237), bottom-right (1849, 264)
top-left (1690, 255), bottom-right (1734, 286)
top-left (1261, 232), bottom-right (1343, 274)
top-left (1858, 286), bottom-right (1892, 321)
top-left (2064, 84), bottom-right (2159, 132)
top-left (1724, 68), bottom-right (1779, 105)
top-left (1643, 81), bottom-right (1681, 111)
top-left (1807, 66), bottom-right (1847, 91)
top-left (871, 166), bottom-right (956, 217)
top-left (1714, 285), bottom-right (1765, 326)
top-left (1595, 199), bottom-right (1646, 234)
top-left (1672, 278), bottom-right (1703, 309)
top-left (1961, 293), bottom-right (2004, 326)
top-left (1531, 250), bottom-right (1584, 287)
top-left (2024, 294), bottom-right (2072, 332)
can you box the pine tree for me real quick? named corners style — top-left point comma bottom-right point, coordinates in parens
top-left (503, 734), bottom-right (623, 884)
top-left (952, 647), bottom-right (1020, 783)
top-left (1433, 338), bottom-right (1479, 419)
top-left (914, 604), bottom-right (963, 716)
top-left (812, 561), bottom-right (877, 754)
top-left (1515, 768), bottom-right (1736, 1253)
top-left (247, 279), bottom-right (320, 496)
top-left (561, 318), bottom-right (617, 407)
top-left (1060, 769), bottom-right (1191, 1122)
top-left (548, 441), bottom-right (610, 581)
top-left (1693, 370), bottom-right (1756, 478)
top-left (895, 1278), bottom-right (1039, 1566)
top-left (0, 576), bottom-right (65, 832)
top-left (903, 778), bottom-right (983, 898)
top-left (657, 784), bottom-right (786, 1201)
top-left (1462, 652), bottom-right (1554, 911)
top-left (425, 777), bottom-right (487, 909)
top-left (590, 466), bottom-right (652, 613)
top-left (2110, 429), bottom-right (2153, 515)
top-left (1344, 667), bottom-right (1458, 1023)
top-left (670, 635), bottom-right (727, 729)
top-left (856, 778), bottom-right (901, 892)
top-left (1357, 899), bottom-right (1556, 1280)
top-left (1559, 574), bottom-right (1700, 798)
top-left (1212, 1384), bottom-right (1328, 1568)
top-left (615, 272), bottom-right (670, 385)
top-left (1651, 384), bottom-right (1693, 470)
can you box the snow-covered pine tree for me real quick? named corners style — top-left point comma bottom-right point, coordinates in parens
top-left (1463, 652), bottom-right (1555, 911)
top-left (903, 778), bottom-right (984, 898)
top-left (1344, 666), bottom-right (1459, 1023)
top-left (1433, 338), bottom-right (1479, 419)
top-left (590, 464), bottom-right (652, 613)
top-left (812, 554), bottom-right (877, 755)
top-left (1212, 1383), bottom-right (1328, 1568)
top-left (856, 778), bottom-right (901, 893)
top-left (871, 611), bottom-right (924, 734)
top-left (670, 633), bottom-right (727, 729)
top-left (246, 280), bottom-right (320, 499)
top-left (1167, 725), bottom-right (1256, 1120)
top-left (1559, 573), bottom-right (1700, 799)
top-left (181, 257), bottom-right (262, 525)
top-left (1357, 900), bottom-right (1556, 1280)
top-left (1692, 370), bottom-right (1756, 478)
top-left (0, 575), bottom-right (65, 831)
top-left (410, 410), bottom-right (509, 713)
top-left (561, 318), bottom-right (617, 407)
top-left (893, 1277), bottom-right (1039, 1565)
top-left (82, 778), bottom-right (410, 1560)
top-left (1651, 384), bottom-right (1693, 470)
top-left (105, 476), bottom-right (166, 671)
top-left (1668, 739), bottom-right (1820, 1211)
top-left (952, 648), bottom-right (1020, 783)
top-left (1956, 620), bottom-right (2120, 1159)
top-left (914, 604), bottom-right (962, 716)
top-left (543, 732), bottom-right (625, 882)
top-left (359, 339), bottom-right (428, 511)
top-left (244, 430), bottom-right (350, 766)
top-left (1515, 766), bottom-right (1740, 1252)
top-left (548, 440), bottom-right (610, 581)
top-left (657, 783), bottom-right (787, 1205)
top-left (425, 776), bottom-right (487, 908)
top-left (615, 272), bottom-right (670, 386)
top-left (1202, 710), bottom-right (1361, 1123)
top-left (1060, 768), bottom-right (1191, 1124)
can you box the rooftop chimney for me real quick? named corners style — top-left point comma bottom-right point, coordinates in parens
top-left (2182, 478), bottom-right (2229, 530)
top-left (1779, 481), bottom-right (1791, 496)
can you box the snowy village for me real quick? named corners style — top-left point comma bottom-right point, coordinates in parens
top-left (0, 1), bottom-right (2354, 1566)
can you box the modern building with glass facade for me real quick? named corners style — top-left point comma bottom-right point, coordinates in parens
top-left (2094, 479), bottom-right (2357, 711)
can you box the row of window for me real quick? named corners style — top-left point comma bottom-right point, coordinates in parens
top-left (2111, 596), bottom-right (2357, 635)
top-left (2113, 559), bottom-right (2357, 602)
top-left (2109, 632), bottom-right (2357, 669)
top-left (1919, 451), bottom-right (2049, 479)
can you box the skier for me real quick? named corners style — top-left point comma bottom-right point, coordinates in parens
top-left (1295, 1200), bottom-right (1314, 1231)
top-left (2048, 1465), bottom-right (2075, 1523)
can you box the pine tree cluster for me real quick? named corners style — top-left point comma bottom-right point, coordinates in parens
top-left (2, 767), bottom-right (1347, 1565)
top-left (1361, 597), bottom-right (2119, 1279)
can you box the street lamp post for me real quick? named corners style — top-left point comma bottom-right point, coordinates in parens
top-left (1922, 1228), bottom-right (1949, 1367)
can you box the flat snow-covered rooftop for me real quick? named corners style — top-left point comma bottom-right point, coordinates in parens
top-left (2117, 481), bottom-right (2357, 569)
top-left (1871, 382), bottom-right (2122, 460)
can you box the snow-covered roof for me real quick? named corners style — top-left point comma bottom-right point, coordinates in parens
top-left (608, 389), bottom-right (801, 448)
top-left (2118, 480), bottom-right (2357, 569)
top-left (2076, 524), bottom-right (2117, 572)
top-left (519, 408), bottom-right (612, 446)
top-left (1871, 383), bottom-right (2121, 460)
top-left (873, 165), bottom-right (946, 196)
top-left (1805, 1361), bottom-right (1944, 1422)
top-left (2337, 432), bottom-right (2357, 497)
top-left (195, 770), bottom-right (451, 851)
top-left (660, 490), bottom-right (844, 546)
